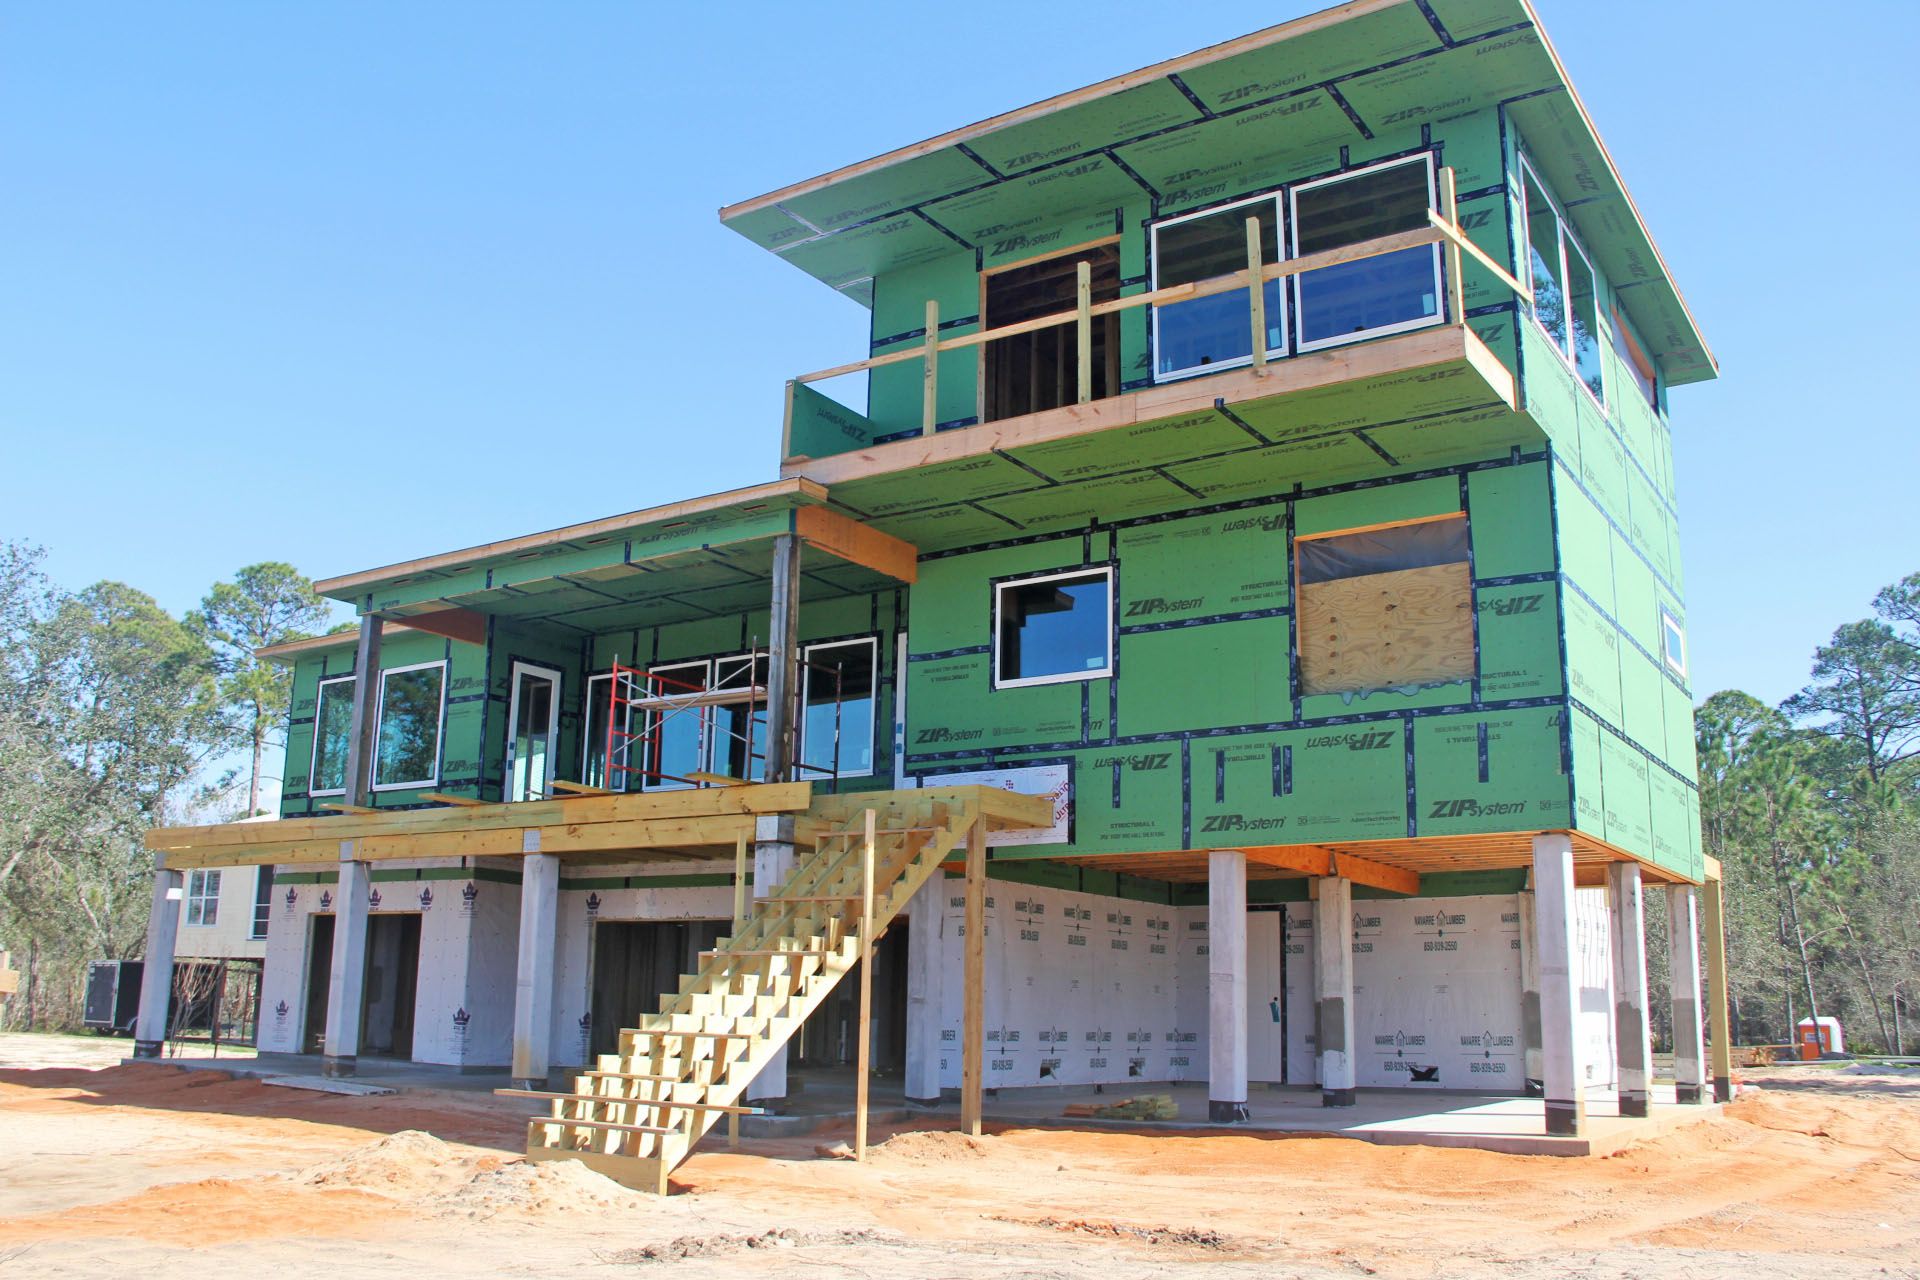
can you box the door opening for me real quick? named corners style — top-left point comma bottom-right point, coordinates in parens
top-left (303, 913), bottom-right (335, 1054)
top-left (360, 913), bottom-right (423, 1059)
top-left (983, 244), bottom-right (1122, 422)
top-left (506, 662), bottom-right (563, 802)
top-left (589, 919), bottom-right (728, 1059)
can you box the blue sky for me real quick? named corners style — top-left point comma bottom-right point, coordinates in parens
top-left (2, 1), bottom-right (1912, 709)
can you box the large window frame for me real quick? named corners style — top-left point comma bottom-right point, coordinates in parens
top-left (308, 674), bottom-right (356, 798)
top-left (992, 566), bottom-right (1116, 691)
top-left (368, 659), bottom-right (447, 793)
top-left (640, 659), bottom-right (711, 792)
top-left (1289, 153), bottom-right (1444, 353)
top-left (582, 671), bottom-right (639, 792)
top-left (800, 636), bottom-right (879, 780)
top-left (1149, 192), bottom-right (1286, 382)
top-left (1660, 609), bottom-right (1688, 678)
top-left (185, 868), bottom-right (221, 928)
top-left (1294, 512), bottom-right (1474, 698)
top-left (250, 866), bottom-right (275, 940)
top-left (1519, 154), bottom-right (1607, 410)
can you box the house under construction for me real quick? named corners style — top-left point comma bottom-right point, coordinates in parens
top-left (142, 0), bottom-right (1732, 1194)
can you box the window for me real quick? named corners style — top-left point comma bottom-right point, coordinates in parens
top-left (708, 652), bottom-right (770, 781)
top-left (370, 661), bottom-right (446, 790)
top-left (1151, 194), bottom-right (1283, 379)
top-left (582, 672), bottom-right (639, 792)
top-left (185, 869), bottom-right (221, 927)
top-left (1295, 515), bottom-right (1473, 697)
top-left (251, 866), bottom-right (274, 940)
top-left (643, 660), bottom-right (709, 790)
top-left (994, 568), bottom-right (1114, 689)
top-left (309, 675), bottom-right (355, 796)
top-left (801, 637), bottom-right (878, 778)
top-left (1661, 610), bottom-right (1687, 677)
top-left (1521, 156), bottom-right (1605, 405)
top-left (1292, 156), bottom-right (1442, 349)
top-left (1611, 308), bottom-right (1658, 409)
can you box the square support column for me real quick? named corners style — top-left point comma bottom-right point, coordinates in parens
top-left (746, 813), bottom-right (797, 1104)
top-left (1701, 873), bottom-right (1735, 1103)
top-left (511, 852), bottom-right (560, 1089)
top-left (1516, 888), bottom-right (1544, 1094)
top-left (1208, 850), bottom-right (1249, 1122)
top-left (1312, 875), bottom-right (1355, 1107)
top-left (132, 853), bottom-right (183, 1058)
top-left (1532, 833), bottom-right (1584, 1136)
top-left (322, 848), bottom-right (371, 1077)
top-left (762, 532), bottom-right (802, 783)
top-left (903, 875), bottom-right (947, 1107)
top-left (1666, 885), bottom-right (1707, 1104)
top-left (960, 819), bottom-right (987, 1137)
top-left (1607, 862), bottom-right (1652, 1117)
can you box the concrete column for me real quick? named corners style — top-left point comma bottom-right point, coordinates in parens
top-left (1207, 850), bottom-right (1249, 1122)
top-left (1701, 873), bottom-right (1734, 1103)
top-left (511, 852), bottom-right (560, 1089)
top-left (762, 532), bottom-right (802, 782)
top-left (903, 875), bottom-right (947, 1106)
top-left (746, 813), bottom-right (797, 1104)
top-left (1666, 885), bottom-right (1707, 1104)
top-left (1516, 888), bottom-right (1544, 1095)
top-left (322, 848), bottom-right (371, 1077)
top-left (132, 853), bottom-right (183, 1058)
top-left (1532, 833), bottom-right (1584, 1136)
top-left (1607, 862), bottom-right (1653, 1117)
top-left (1312, 876), bottom-right (1355, 1106)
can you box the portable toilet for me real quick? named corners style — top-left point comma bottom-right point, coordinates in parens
top-left (1795, 1016), bottom-right (1844, 1059)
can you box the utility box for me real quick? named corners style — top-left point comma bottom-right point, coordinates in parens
top-left (83, 960), bottom-right (143, 1034)
top-left (1795, 1016), bottom-right (1844, 1059)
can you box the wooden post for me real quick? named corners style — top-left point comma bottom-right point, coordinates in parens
top-left (1246, 215), bottom-right (1267, 371)
top-left (1702, 871), bottom-right (1734, 1102)
top-left (781, 379), bottom-right (797, 461)
top-left (732, 834), bottom-right (748, 932)
top-left (1075, 260), bottom-right (1092, 403)
top-left (854, 807), bottom-right (876, 1160)
top-left (961, 817), bottom-right (986, 1136)
top-left (1439, 166), bottom-right (1465, 326)
top-left (921, 298), bottom-right (939, 435)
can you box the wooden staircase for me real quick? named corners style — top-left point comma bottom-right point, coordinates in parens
top-left (521, 792), bottom-right (971, 1193)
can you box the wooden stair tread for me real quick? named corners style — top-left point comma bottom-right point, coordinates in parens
top-left (526, 1116), bottom-right (679, 1137)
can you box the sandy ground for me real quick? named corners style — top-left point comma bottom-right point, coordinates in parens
top-left (0, 1033), bottom-right (1915, 1279)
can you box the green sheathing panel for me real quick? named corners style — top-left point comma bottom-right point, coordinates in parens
top-left (486, 620), bottom-right (588, 802)
top-left (905, 450), bottom-right (1572, 865)
top-left (278, 630), bottom-right (477, 816)
top-left (1515, 134), bottom-right (1697, 876)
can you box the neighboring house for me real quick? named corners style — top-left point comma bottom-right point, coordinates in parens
top-left (139, 0), bottom-right (1731, 1192)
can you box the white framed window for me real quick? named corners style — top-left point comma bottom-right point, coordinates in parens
top-left (994, 567), bottom-right (1114, 689)
top-left (642, 659), bottom-right (710, 791)
top-left (1520, 155), bottom-right (1605, 407)
top-left (185, 869), bottom-right (222, 928)
top-left (708, 652), bottom-right (770, 782)
top-left (250, 866), bottom-right (274, 940)
top-left (1661, 610), bottom-right (1687, 677)
top-left (369, 660), bottom-right (446, 791)
top-left (308, 674), bottom-right (355, 797)
top-left (582, 671), bottom-right (639, 792)
top-left (1150, 192), bottom-right (1284, 381)
top-left (801, 637), bottom-right (878, 779)
top-left (1291, 154), bottom-right (1443, 351)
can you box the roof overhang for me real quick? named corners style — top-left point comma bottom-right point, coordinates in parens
top-left (719, 0), bottom-right (1714, 385)
top-left (310, 478), bottom-right (919, 635)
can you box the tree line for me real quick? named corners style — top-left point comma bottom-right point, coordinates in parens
top-left (1, 538), bottom-right (1916, 1051)
top-left (0, 543), bottom-right (331, 1029)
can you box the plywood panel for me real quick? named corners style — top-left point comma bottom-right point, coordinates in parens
top-left (1298, 562), bottom-right (1472, 696)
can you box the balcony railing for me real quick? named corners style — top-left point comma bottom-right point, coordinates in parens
top-left (782, 165), bottom-right (1530, 462)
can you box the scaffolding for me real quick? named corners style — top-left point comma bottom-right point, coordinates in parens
top-left (599, 643), bottom-right (852, 790)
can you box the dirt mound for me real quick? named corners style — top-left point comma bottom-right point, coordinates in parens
top-left (429, 1157), bottom-right (644, 1219)
top-left (292, 1129), bottom-right (485, 1196)
top-left (867, 1130), bottom-right (996, 1162)
top-left (610, 1228), bottom-right (887, 1263)
top-left (996, 1215), bottom-right (1235, 1250)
